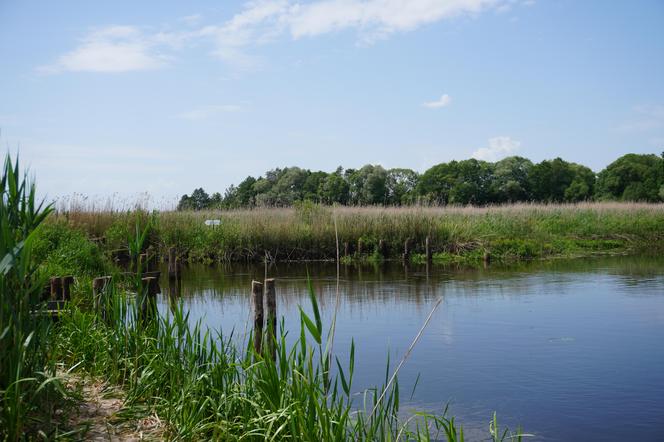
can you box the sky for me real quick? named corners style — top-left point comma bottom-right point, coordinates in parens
top-left (1, 0), bottom-right (663, 207)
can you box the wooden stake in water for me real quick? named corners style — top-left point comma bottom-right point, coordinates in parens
top-left (265, 278), bottom-right (277, 360)
top-left (403, 238), bottom-right (411, 261)
top-left (168, 247), bottom-right (176, 280)
top-left (378, 239), bottom-right (386, 258)
top-left (175, 256), bottom-right (183, 282)
top-left (425, 236), bottom-right (432, 262)
top-left (252, 280), bottom-right (264, 355)
top-left (357, 238), bottom-right (363, 257)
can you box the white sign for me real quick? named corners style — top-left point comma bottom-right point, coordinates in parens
top-left (204, 219), bottom-right (221, 226)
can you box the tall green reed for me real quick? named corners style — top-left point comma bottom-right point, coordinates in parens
top-left (0, 154), bottom-right (63, 440)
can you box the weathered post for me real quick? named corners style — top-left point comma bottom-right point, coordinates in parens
top-left (61, 276), bottom-right (74, 301)
top-left (425, 236), bottom-right (432, 262)
top-left (50, 277), bottom-right (62, 300)
top-left (145, 250), bottom-right (153, 272)
top-left (378, 239), bottom-right (386, 258)
top-left (403, 238), bottom-right (411, 262)
top-left (265, 278), bottom-right (277, 360)
top-left (343, 242), bottom-right (349, 259)
top-left (357, 238), bottom-right (363, 257)
top-left (252, 281), bottom-right (264, 355)
top-left (168, 247), bottom-right (176, 280)
top-left (483, 251), bottom-right (491, 266)
top-left (175, 256), bottom-right (183, 282)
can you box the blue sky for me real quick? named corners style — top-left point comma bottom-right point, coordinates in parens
top-left (1, 0), bottom-right (663, 206)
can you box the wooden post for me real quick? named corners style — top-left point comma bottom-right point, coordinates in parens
top-left (402, 238), bottom-right (411, 261)
top-left (175, 256), bottom-right (183, 281)
top-left (343, 242), bottom-right (349, 259)
top-left (41, 284), bottom-right (51, 302)
top-left (265, 278), bottom-right (277, 360)
top-left (93, 276), bottom-right (111, 317)
top-left (168, 247), bottom-right (176, 280)
top-left (252, 281), bottom-right (264, 355)
top-left (147, 247), bottom-right (156, 272)
top-left (425, 236), bottom-right (432, 262)
top-left (378, 239), bottom-right (386, 257)
top-left (50, 277), bottom-right (62, 300)
top-left (146, 276), bottom-right (160, 296)
top-left (145, 250), bottom-right (153, 272)
top-left (61, 276), bottom-right (74, 301)
top-left (483, 251), bottom-right (491, 265)
top-left (357, 238), bottom-right (363, 257)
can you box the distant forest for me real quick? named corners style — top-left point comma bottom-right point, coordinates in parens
top-left (177, 153), bottom-right (664, 210)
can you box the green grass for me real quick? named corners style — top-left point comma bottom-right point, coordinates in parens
top-left (56, 202), bottom-right (664, 264)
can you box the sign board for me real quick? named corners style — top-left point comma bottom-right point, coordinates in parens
top-left (204, 219), bottom-right (221, 227)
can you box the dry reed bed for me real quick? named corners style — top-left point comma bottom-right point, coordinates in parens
top-left (54, 203), bottom-right (664, 262)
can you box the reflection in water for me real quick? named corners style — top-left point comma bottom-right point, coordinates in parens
top-left (158, 256), bottom-right (664, 441)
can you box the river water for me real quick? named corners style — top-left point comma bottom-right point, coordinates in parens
top-left (158, 256), bottom-right (664, 441)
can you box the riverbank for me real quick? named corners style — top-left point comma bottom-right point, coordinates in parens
top-left (56, 202), bottom-right (664, 264)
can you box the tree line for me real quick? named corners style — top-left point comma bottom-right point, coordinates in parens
top-left (177, 153), bottom-right (664, 210)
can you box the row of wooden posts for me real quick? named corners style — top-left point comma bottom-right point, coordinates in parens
top-left (115, 240), bottom-right (489, 267)
top-left (344, 237), bottom-right (431, 261)
top-left (251, 279), bottom-right (277, 359)
top-left (345, 236), bottom-right (490, 263)
top-left (47, 247), bottom-right (185, 319)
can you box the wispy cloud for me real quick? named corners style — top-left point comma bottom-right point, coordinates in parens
top-left (180, 14), bottom-right (203, 26)
top-left (42, 0), bottom-right (523, 73)
top-left (176, 104), bottom-right (242, 120)
top-left (286, 0), bottom-right (498, 40)
top-left (617, 105), bottom-right (664, 133)
top-left (472, 136), bottom-right (521, 161)
top-left (38, 25), bottom-right (176, 74)
top-left (423, 94), bottom-right (452, 109)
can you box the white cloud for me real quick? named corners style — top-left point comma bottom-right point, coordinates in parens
top-left (423, 94), bottom-right (452, 109)
top-left (177, 105), bottom-right (242, 120)
top-left (42, 0), bottom-right (522, 73)
top-left (203, 0), bottom-right (515, 65)
top-left (39, 25), bottom-right (172, 73)
top-left (472, 136), bottom-right (521, 161)
top-left (285, 0), bottom-right (499, 39)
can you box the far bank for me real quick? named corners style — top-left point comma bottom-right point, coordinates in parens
top-left (49, 202), bottom-right (664, 266)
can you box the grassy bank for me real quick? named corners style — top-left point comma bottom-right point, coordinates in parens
top-left (57, 202), bottom-right (664, 264)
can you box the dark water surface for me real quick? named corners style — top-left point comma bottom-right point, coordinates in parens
top-left (158, 256), bottom-right (664, 441)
